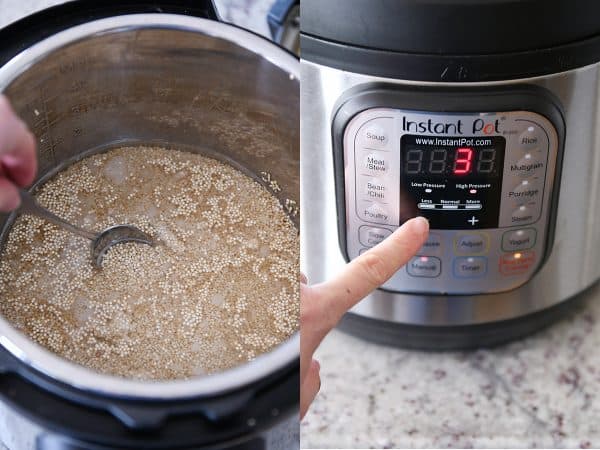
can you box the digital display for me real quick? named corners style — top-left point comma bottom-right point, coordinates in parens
top-left (400, 135), bottom-right (506, 229)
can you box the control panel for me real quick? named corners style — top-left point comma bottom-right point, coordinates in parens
top-left (342, 108), bottom-right (560, 294)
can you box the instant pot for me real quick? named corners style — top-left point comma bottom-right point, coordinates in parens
top-left (0, 1), bottom-right (299, 449)
top-left (301, 0), bottom-right (600, 349)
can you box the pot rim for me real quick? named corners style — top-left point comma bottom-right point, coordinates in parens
top-left (0, 13), bottom-right (299, 400)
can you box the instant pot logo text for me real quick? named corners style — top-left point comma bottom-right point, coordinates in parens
top-left (401, 116), bottom-right (500, 135)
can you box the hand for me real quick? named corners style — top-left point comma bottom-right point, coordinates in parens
top-left (300, 216), bottom-right (429, 418)
top-left (0, 95), bottom-right (37, 211)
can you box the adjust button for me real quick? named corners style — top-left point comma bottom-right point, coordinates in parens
top-left (359, 225), bottom-right (392, 248)
top-left (407, 256), bottom-right (441, 278)
top-left (454, 233), bottom-right (489, 255)
top-left (518, 125), bottom-right (545, 150)
top-left (502, 228), bottom-right (537, 251)
top-left (453, 257), bottom-right (487, 278)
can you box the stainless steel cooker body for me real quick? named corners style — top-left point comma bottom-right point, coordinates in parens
top-left (0, 11), bottom-right (299, 450)
top-left (301, 59), bottom-right (600, 339)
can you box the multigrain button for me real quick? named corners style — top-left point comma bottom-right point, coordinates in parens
top-left (512, 152), bottom-right (545, 176)
top-left (362, 153), bottom-right (389, 176)
top-left (418, 233), bottom-right (443, 256)
top-left (407, 256), bottom-right (441, 278)
top-left (454, 233), bottom-right (489, 255)
top-left (502, 228), bottom-right (536, 251)
top-left (453, 257), bottom-right (487, 278)
top-left (359, 225), bottom-right (392, 247)
top-left (518, 125), bottom-right (545, 150)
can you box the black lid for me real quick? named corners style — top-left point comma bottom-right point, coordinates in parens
top-left (301, 0), bottom-right (600, 82)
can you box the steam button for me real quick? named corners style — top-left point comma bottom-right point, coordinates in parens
top-left (511, 205), bottom-right (535, 224)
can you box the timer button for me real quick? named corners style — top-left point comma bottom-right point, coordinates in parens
top-left (407, 256), bottom-right (441, 278)
top-left (362, 152), bottom-right (389, 176)
top-left (510, 205), bottom-right (536, 225)
top-left (454, 233), bottom-right (489, 255)
top-left (453, 256), bottom-right (487, 278)
top-left (518, 125), bottom-right (545, 150)
top-left (502, 228), bottom-right (537, 252)
top-left (359, 225), bottom-right (393, 248)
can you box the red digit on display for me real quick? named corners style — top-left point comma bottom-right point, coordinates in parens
top-left (453, 147), bottom-right (473, 175)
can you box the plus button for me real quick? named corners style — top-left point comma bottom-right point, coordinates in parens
top-left (468, 216), bottom-right (479, 226)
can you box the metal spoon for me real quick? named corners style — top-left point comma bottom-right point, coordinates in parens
top-left (18, 189), bottom-right (154, 268)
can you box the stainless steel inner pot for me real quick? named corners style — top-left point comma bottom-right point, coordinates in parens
top-left (0, 14), bottom-right (299, 400)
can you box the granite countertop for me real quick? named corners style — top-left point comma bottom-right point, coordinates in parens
top-left (301, 283), bottom-right (600, 449)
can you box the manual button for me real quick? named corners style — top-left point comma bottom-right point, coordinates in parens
top-left (454, 233), bottom-right (489, 255)
top-left (407, 256), bottom-right (441, 278)
top-left (453, 257), bottom-right (487, 278)
top-left (359, 225), bottom-right (392, 247)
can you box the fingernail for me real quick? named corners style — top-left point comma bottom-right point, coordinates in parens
top-left (300, 272), bottom-right (308, 284)
top-left (413, 216), bottom-right (429, 237)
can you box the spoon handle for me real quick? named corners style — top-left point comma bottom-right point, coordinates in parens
top-left (18, 189), bottom-right (97, 241)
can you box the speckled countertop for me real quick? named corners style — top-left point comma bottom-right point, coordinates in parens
top-left (301, 283), bottom-right (600, 449)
